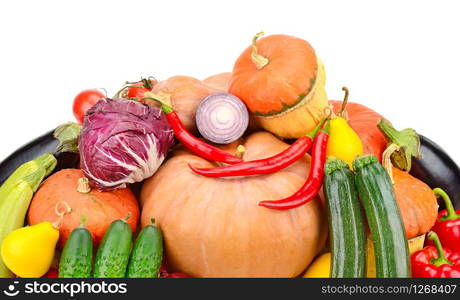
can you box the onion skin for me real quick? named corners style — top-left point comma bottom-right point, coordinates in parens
top-left (195, 93), bottom-right (249, 144)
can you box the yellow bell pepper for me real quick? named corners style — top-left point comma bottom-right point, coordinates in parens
top-left (1, 222), bottom-right (59, 278)
top-left (303, 253), bottom-right (331, 278)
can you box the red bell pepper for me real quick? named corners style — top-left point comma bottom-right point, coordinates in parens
top-left (411, 232), bottom-right (460, 278)
top-left (430, 188), bottom-right (460, 252)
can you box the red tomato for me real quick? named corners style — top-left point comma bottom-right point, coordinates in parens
top-left (72, 89), bottom-right (105, 124)
top-left (126, 79), bottom-right (157, 100)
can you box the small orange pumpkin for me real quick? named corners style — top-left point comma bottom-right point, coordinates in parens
top-left (141, 132), bottom-right (327, 278)
top-left (27, 169), bottom-right (139, 247)
top-left (229, 33), bottom-right (328, 138)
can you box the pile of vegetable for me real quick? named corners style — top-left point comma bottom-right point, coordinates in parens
top-left (1, 31), bottom-right (460, 278)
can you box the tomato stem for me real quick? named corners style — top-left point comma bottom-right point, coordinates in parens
top-left (251, 31), bottom-right (270, 70)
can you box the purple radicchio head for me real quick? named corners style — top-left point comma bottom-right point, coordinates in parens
top-left (79, 98), bottom-right (174, 190)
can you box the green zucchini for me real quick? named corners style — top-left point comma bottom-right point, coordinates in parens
top-left (59, 225), bottom-right (93, 278)
top-left (324, 157), bottom-right (366, 278)
top-left (126, 219), bottom-right (163, 278)
top-left (353, 155), bottom-right (410, 278)
top-left (93, 218), bottom-right (132, 278)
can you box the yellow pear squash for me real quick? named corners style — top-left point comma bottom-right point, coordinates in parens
top-left (141, 132), bottom-right (327, 278)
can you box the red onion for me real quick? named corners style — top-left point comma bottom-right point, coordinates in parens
top-left (195, 93), bottom-right (249, 144)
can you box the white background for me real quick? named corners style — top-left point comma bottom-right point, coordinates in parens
top-left (1, 0), bottom-right (459, 163)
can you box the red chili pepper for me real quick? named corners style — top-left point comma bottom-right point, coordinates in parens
top-left (188, 120), bottom-right (325, 177)
top-left (428, 188), bottom-right (460, 252)
top-left (411, 232), bottom-right (460, 278)
top-left (258, 121), bottom-right (330, 210)
top-left (153, 100), bottom-right (243, 164)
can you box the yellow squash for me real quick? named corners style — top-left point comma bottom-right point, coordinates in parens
top-left (303, 253), bottom-right (331, 278)
top-left (1, 222), bottom-right (59, 278)
top-left (326, 88), bottom-right (363, 168)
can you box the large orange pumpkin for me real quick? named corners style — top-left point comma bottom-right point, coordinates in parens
top-left (28, 169), bottom-right (139, 247)
top-left (146, 76), bottom-right (220, 133)
top-left (141, 132), bottom-right (327, 278)
top-left (229, 33), bottom-right (328, 138)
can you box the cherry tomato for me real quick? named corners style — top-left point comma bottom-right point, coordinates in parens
top-left (126, 79), bottom-right (157, 100)
top-left (72, 89), bottom-right (105, 124)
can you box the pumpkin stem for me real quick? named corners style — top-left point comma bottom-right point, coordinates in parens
top-left (377, 119), bottom-right (421, 172)
top-left (382, 143), bottom-right (400, 184)
top-left (337, 87), bottom-right (350, 117)
top-left (52, 201), bottom-right (72, 229)
top-left (235, 145), bottom-right (246, 159)
top-left (77, 177), bottom-right (91, 194)
top-left (251, 32), bottom-right (270, 70)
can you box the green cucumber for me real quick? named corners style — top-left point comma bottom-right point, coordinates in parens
top-left (59, 225), bottom-right (93, 278)
top-left (324, 157), bottom-right (366, 278)
top-left (93, 217), bottom-right (132, 278)
top-left (353, 155), bottom-right (410, 278)
top-left (126, 219), bottom-right (163, 278)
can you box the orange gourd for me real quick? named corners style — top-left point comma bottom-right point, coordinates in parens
top-left (330, 101), bottom-right (388, 162)
top-left (229, 33), bottom-right (328, 138)
top-left (140, 132), bottom-right (327, 278)
top-left (146, 76), bottom-right (220, 133)
top-left (203, 72), bottom-right (232, 92)
top-left (392, 167), bottom-right (438, 239)
top-left (27, 169), bottom-right (139, 247)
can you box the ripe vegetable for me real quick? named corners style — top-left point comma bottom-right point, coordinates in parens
top-left (258, 121), bottom-right (330, 210)
top-left (410, 135), bottom-right (460, 210)
top-left (190, 120), bottom-right (324, 177)
top-left (329, 100), bottom-right (387, 161)
top-left (303, 253), bottom-right (331, 278)
top-left (141, 131), bottom-right (327, 277)
top-left (324, 157), bottom-right (366, 278)
top-left (391, 167), bottom-right (438, 239)
top-left (429, 188), bottom-right (460, 252)
top-left (79, 98), bottom-right (174, 190)
top-left (93, 217), bottom-right (133, 278)
top-left (0, 154), bottom-right (56, 278)
top-left (195, 93), bottom-right (249, 144)
top-left (148, 100), bottom-right (243, 164)
top-left (203, 72), bottom-right (232, 92)
top-left (145, 75), bottom-right (220, 133)
top-left (412, 232), bottom-right (460, 278)
top-left (124, 78), bottom-right (157, 99)
top-left (327, 88), bottom-right (363, 168)
top-left (1, 222), bottom-right (59, 278)
top-left (58, 219), bottom-right (93, 278)
top-left (353, 155), bottom-right (410, 278)
top-left (27, 169), bottom-right (139, 247)
top-left (229, 32), bottom-right (328, 138)
top-left (72, 89), bottom-right (105, 124)
top-left (126, 219), bottom-right (163, 278)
